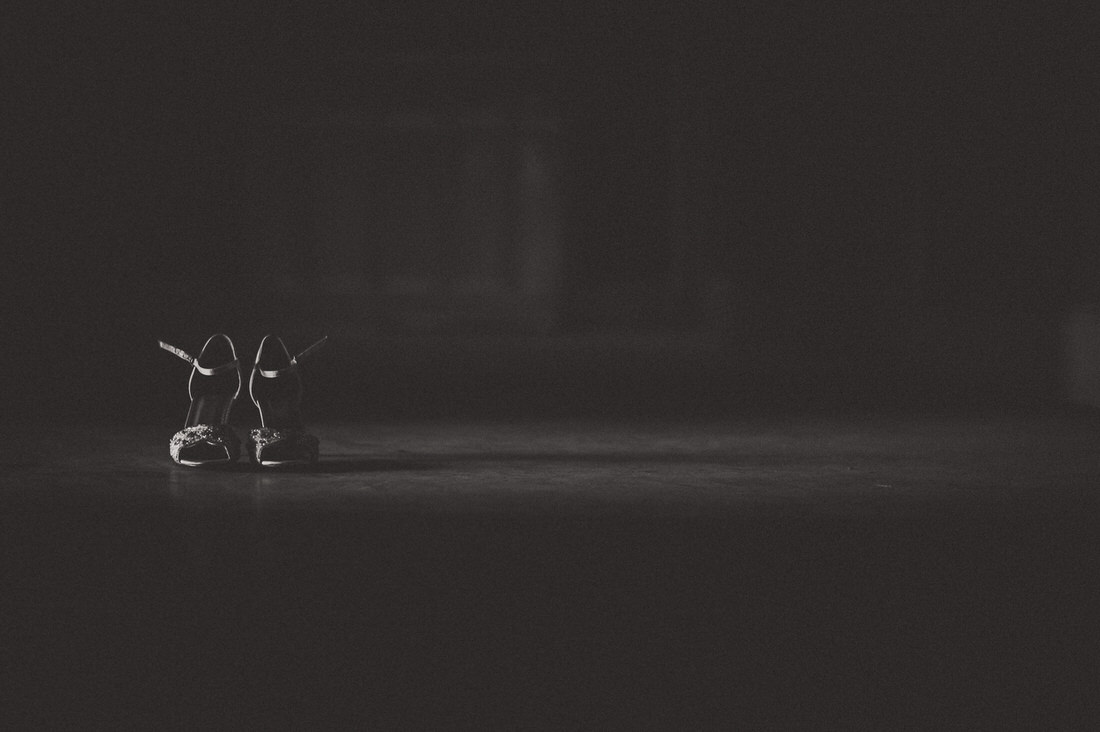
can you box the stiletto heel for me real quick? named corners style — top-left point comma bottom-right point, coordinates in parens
top-left (247, 335), bottom-right (327, 468)
top-left (159, 334), bottom-right (242, 467)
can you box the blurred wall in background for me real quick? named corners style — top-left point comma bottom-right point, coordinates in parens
top-left (7, 3), bottom-right (1098, 420)
top-left (238, 94), bottom-right (563, 336)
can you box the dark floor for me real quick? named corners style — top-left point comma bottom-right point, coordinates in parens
top-left (3, 417), bottom-right (1099, 729)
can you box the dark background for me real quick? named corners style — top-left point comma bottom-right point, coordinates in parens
top-left (6, 2), bottom-right (1099, 423)
top-left (4, 6), bottom-right (1100, 728)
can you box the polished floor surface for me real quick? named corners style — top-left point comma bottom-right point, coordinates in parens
top-left (3, 417), bottom-right (1099, 728)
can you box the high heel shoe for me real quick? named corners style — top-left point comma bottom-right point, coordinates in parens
top-left (159, 334), bottom-right (242, 467)
top-left (247, 335), bottom-right (327, 468)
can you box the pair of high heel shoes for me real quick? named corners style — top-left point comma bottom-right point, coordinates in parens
top-left (160, 334), bottom-right (327, 468)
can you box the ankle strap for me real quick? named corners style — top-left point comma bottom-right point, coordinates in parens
top-left (159, 341), bottom-right (240, 377)
top-left (257, 336), bottom-right (328, 379)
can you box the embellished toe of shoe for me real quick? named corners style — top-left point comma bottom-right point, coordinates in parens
top-left (170, 424), bottom-right (242, 467)
top-left (248, 427), bottom-right (319, 468)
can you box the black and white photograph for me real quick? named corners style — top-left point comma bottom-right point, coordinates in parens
top-left (4, 1), bottom-right (1099, 727)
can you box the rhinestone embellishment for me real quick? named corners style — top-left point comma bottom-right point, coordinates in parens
top-left (248, 427), bottom-right (319, 465)
top-left (169, 424), bottom-right (241, 464)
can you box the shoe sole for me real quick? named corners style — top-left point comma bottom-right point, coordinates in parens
top-left (178, 458), bottom-right (236, 467)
